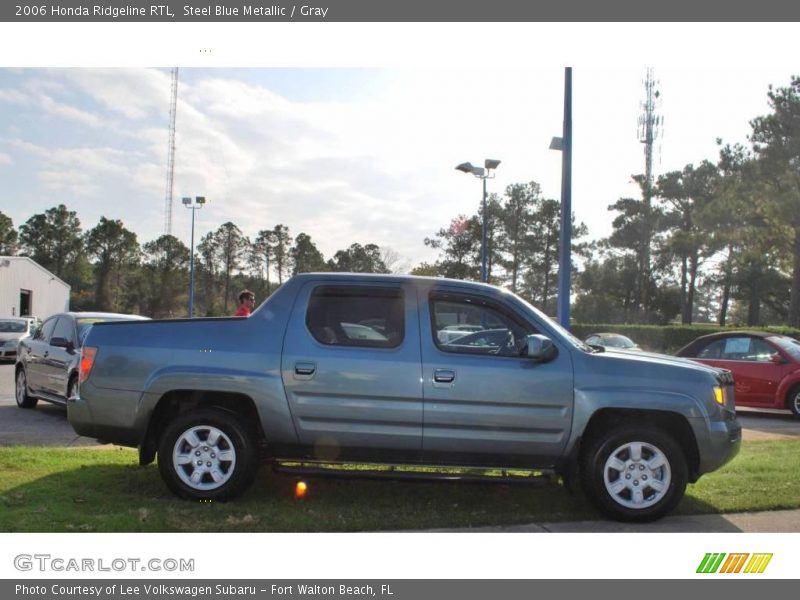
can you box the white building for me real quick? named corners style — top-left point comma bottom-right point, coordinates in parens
top-left (0, 256), bottom-right (70, 319)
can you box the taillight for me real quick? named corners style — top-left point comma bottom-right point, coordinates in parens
top-left (79, 346), bottom-right (98, 384)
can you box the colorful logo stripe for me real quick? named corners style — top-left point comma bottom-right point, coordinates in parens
top-left (697, 553), bottom-right (772, 574)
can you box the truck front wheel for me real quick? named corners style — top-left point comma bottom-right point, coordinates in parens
top-left (158, 408), bottom-right (258, 501)
top-left (580, 424), bottom-right (688, 522)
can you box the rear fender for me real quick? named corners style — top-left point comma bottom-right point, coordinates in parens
top-left (137, 366), bottom-right (298, 457)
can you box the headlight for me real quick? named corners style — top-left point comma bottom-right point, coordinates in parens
top-left (713, 385), bottom-right (725, 406)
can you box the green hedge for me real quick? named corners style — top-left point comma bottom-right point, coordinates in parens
top-left (570, 324), bottom-right (800, 354)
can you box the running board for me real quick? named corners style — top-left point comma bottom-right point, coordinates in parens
top-left (272, 460), bottom-right (558, 484)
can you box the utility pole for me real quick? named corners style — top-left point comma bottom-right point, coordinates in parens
top-left (164, 67), bottom-right (179, 236)
top-left (557, 67), bottom-right (572, 329)
top-left (637, 68), bottom-right (661, 317)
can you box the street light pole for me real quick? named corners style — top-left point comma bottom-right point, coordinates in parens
top-left (182, 196), bottom-right (206, 318)
top-left (550, 67), bottom-right (573, 328)
top-left (456, 159), bottom-right (501, 283)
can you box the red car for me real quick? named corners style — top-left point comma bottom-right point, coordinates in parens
top-left (677, 331), bottom-right (800, 418)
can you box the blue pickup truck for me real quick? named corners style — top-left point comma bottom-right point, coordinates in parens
top-left (69, 274), bottom-right (741, 522)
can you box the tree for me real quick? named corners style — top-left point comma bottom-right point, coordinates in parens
top-left (141, 235), bottom-right (189, 318)
top-left (212, 222), bottom-right (250, 312)
top-left (290, 232), bottom-right (327, 274)
top-left (499, 182), bottom-right (539, 292)
top-left (85, 217), bottom-right (140, 311)
top-left (574, 253), bottom-right (642, 323)
top-left (197, 231), bottom-right (221, 316)
top-left (749, 76), bottom-right (800, 326)
top-left (379, 247), bottom-right (410, 274)
top-left (253, 228), bottom-right (277, 289)
top-left (424, 215), bottom-right (480, 280)
top-left (518, 199), bottom-right (587, 315)
top-left (19, 204), bottom-right (83, 280)
top-left (328, 243), bottom-right (389, 273)
top-left (656, 161), bottom-right (720, 324)
top-left (605, 193), bottom-right (670, 322)
top-left (0, 211), bottom-right (17, 255)
top-left (271, 224), bottom-right (292, 284)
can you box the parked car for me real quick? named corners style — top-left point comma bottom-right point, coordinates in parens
top-left (69, 274), bottom-right (740, 522)
top-left (677, 330), bottom-right (800, 417)
top-left (442, 328), bottom-right (522, 355)
top-left (585, 333), bottom-right (641, 351)
top-left (15, 311), bottom-right (149, 409)
top-left (0, 317), bottom-right (38, 362)
top-left (436, 324), bottom-right (485, 344)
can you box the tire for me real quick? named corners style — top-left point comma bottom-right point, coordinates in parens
top-left (580, 424), bottom-right (688, 522)
top-left (157, 408), bottom-right (258, 501)
top-left (788, 386), bottom-right (800, 419)
top-left (15, 369), bottom-right (38, 409)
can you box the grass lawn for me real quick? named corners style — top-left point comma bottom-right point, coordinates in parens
top-left (1, 440), bottom-right (798, 532)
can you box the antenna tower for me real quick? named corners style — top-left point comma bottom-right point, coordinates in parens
top-left (638, 68), bottom-right (662, 199)
top-left (636, 68), bottom-right (662, 314)
top-left (164, 67), bottom-right (179, 236)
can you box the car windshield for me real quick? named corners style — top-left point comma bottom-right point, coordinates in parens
top-left (603, 335), bottom-right (636, 349)
top-left (0, 319), bottom-right (27, 333)
top-left (76, 317), bottom-right (135, 344)
top-left (768, 335), bottom-right (800, 361)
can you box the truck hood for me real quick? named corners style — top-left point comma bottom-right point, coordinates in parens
top-left (599, 348), bottom-right (732, 382)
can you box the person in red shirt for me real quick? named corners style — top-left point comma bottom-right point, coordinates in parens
top-left (234, 289), bottom-right (255, 316)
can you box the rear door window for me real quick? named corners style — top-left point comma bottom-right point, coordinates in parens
top-left (305, 285), bottom-right (404, 348)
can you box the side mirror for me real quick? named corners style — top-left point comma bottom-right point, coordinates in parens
top-left (770, 353), bottom-right (785, 365)
top-left (50, 337), bottom-right (75, 353)
top-left (525, 334), bottom-right (557, 362)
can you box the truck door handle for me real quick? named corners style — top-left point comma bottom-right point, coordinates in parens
top-left (294, 362), bottom-right (317, 376)
top-left (433, 369), bottom-right (456, 383)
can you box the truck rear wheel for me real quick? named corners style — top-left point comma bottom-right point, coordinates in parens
top-left (157, 408), bottom-right (258, 501)
top-left (580, 424), bottom-right (688, 522)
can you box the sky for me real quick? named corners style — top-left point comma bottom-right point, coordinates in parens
top-left (0, 40), bottom-right (795, 271)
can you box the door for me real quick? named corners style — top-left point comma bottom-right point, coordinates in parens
top-left (39, 315), bottom-right (76, 398)
top-left (420, 290), bottom-right (574, 467)
top-left (23, 316), bottom-right (58, 395)
top-left (19, 289), bottom-right (31, 317)
top-left (696, 336), bottom-right (785, 405)
top-left (281, 281), bottom-right (423, 462)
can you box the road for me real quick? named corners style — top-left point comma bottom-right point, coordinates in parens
top-left (1, 363), bottom-right (799, 446)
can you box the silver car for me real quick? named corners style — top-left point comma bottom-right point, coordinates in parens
top-left (0, 317), bottom-right (38, 362)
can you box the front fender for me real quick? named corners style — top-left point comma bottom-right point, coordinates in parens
top-left (564, 386), bottom-right (706, 458)
top-left (776, 373), bottom-right (800, 409)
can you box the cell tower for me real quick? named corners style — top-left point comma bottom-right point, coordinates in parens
top-left (638, 68), bottom-right (662, 203)
top-left (636, 68), bottom-right (662, 314)
top-left (164, 67), bottom-right (179, 236)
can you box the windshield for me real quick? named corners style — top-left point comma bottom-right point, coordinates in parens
top-left (76, 317), bottom-right (132, 344)
top-left (769, 335), bottom-right (800, 361)
top-left (0, 319), bottom-right (27, 333)
top-left (510, 294), bottom-right (594, 352)
top-left (604, 335), bottom-right (635, 348)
